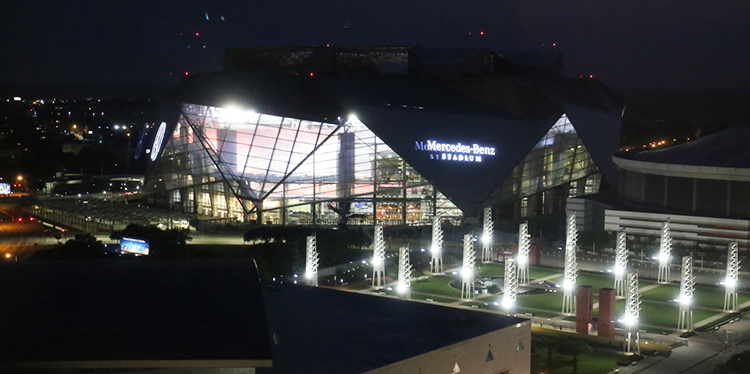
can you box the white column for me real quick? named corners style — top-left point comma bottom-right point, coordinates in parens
top-left (624, 272), bottom-right (641, 355)
top-left (562, 213), bottom-right (578, 314)
top-left (305, 234), bottom-right (319, 287)
top-left (725, 242), bottom-right (741, 312)
top-left (658, 221), bottom-right (672, 283)
top-left (481, 207), bottom-right (494, 262)
top-left (614, 232), bottom-right (628, 297)
top-left (430, 213), bottom-right (444, 274)
top-left (502, 258), bottom-right (517, 315)
top-left (397, 245), bottom-right (413, 300)
top-left (678, 255), bottom-right (695, 331)
top-left (517, 222), bottom-right (531, 285)
top-left (372, 225), bottom-right (386, 288)
top-left (461, 233), bottom-right (476, 300)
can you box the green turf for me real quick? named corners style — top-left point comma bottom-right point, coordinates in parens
top-left (518, 290), bottom-right (565, 311)
top-left (613, 299), bottom-right (720, 330)
top-left (410, 275), bottom-right (462, 297)
top-left (517, 309), bottom-right (559, 318)
top-left (640, 284), bottom-right (750, 311)
top-left (411, 292), bottom-right (459, 303)
top-left (476, 263), bottom-right (505, 277)
top-left (531, 349), bottom-right (630, 374)
top-left (529, 266), bottom-right (563, 280)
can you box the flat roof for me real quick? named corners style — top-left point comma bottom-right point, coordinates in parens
top-left (0, 260), bottom-right (272, 368)
top-left (262, 284), bottom-right (528, 374)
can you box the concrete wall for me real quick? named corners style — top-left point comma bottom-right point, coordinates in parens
top-left (364, 320), bottom-right (531, 374)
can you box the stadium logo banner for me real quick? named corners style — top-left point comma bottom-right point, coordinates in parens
top-left (414, 140), bottom-right (495, 163)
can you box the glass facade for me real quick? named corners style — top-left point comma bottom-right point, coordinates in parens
top-left (146, 103), bottom-right (462, 225)
top-left (494, 114), bottom-right (601, 217)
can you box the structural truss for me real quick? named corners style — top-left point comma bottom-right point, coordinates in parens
top-left (658, 221), bottom-right (672, 283)
top-left (678, 255), bottom-right (695, 331)
top-left (482, 207), bottom-right (494, 262)
top-left (372, 226), bottom-right (386, 288)
top-left (305, 234), bottom-right (319, 287)
top-left (624, 272), bottom-right (641, 355)
top-left (461, 233), bottom-right (476, 300)
top-left (725, 242), bottom-right (741, 312)
top-left (431, 213), bottom-right (444, 273)
top-left (398, 245), bottom-right (413, 299)
top-left (503, 258), bottom-right (518, 314)
top-left (562, 213), bottom-right (578, 314)
top-left (614, 232), bottom-right (627, 297)
top-left (517, 222), bottom-right (530, 285)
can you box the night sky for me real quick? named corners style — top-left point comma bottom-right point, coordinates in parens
top-left (2, 1), bottom-right (750, 91)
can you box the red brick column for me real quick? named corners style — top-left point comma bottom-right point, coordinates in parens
top-left (576, 285), bottom-right (593, 335)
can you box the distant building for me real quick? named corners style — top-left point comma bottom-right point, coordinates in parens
top-left (144, 46), bottom-right (623, 227)
top-left (572, 125), bottom-right (750, 250)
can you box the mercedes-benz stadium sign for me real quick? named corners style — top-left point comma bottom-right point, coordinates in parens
top-left (414, 140), bottom-right (495, 163)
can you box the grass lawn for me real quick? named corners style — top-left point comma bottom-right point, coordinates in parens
top-left (529, 266), bottom-right (563, 280)
top-left (410, 275), bottom-right (463, 298)
top-left (518, 291), bottom-right (565, 311)
top-left (411, 292), bottom-right (459, 303)
top-left (476, 263), bottom-right (505, 277)
top-left (612, 299), bottom-right (718, 331)
top-left (640, 284), bottom-right (750, 311)
top-left (476, 264), bottom-right (562, 280)
top-left (531, 349), bottom-right (629, 374)
top-left (518, 309), bottom-right (559, 318)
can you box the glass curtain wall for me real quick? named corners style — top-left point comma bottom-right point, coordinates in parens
top-left (146, 103), bottom-right (462, 225)
top-left (495, 114), bottom-right (601, 207)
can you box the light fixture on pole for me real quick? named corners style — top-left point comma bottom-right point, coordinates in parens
top-left (305, 234), bottom-right (319, 286)
top-left (430, 213), bottom-right (444, 273)
top-left (657, 221), bottom-right (672, 283)
top-left (517, 222), bottom-right (531, 285)
top-left (372, 226), bottom-right (386, 288)
top-left (725, 242), bottom-right (740, 312)
top-left (562, 213), bottom-right (578, 315)
top-left (677, 255), bottom-right (695, 331)
top-left (482, 207), bottom-right (494, 262)
top-left (461, 233), bottom-right (476, 300)
top-left (397, 245), bottom-right (413, 300)
top-left (623, 272), bottom-right (641, 355)
top-left (502, 258), bottom-right (517, 315)
top-left (614, 232), bottom-right (628, 297)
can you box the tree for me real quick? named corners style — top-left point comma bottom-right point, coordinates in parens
top-left (30, 233), bottom-right (110, 260)
top-left (532, 334), bottom-right (556, 369)
top-left (555, 338), bottom-right (592, 374)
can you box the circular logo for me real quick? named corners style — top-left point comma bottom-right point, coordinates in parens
top-left (150, 122), bottom-right (167, 161)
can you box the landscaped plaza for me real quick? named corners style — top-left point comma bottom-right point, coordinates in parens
top-left (358, 262), bottom-right (750, 337)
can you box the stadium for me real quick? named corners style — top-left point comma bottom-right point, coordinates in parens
top-left (144, 46), bottom-right (624, 228)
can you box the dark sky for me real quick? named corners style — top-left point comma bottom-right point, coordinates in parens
top-left (2, 1), bottom-right (750, 91)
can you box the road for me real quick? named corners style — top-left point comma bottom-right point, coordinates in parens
top-left (0, 204), bottom-right (59, 261)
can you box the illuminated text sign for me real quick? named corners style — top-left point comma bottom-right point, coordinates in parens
top-left (415, 140), bottom-right (495, 163)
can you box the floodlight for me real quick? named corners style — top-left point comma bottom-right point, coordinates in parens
top-left (501, 297), bottom-right (515, 310)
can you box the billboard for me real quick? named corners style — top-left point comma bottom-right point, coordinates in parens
top-left (0, 183), bottom-right (10, 194)
top-left (121, 237), bottom-right (150, 255)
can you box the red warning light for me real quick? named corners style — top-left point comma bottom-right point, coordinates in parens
top-left (480, 31), bottom-right (484, 35)
top-left (589, 74), bottom-right (594, 78)
top-left (552, 43), bottom-right (556, 47)
top-left (309, 72), bottom-right (314, 77)
top-left (185, 72), bottom-right (189, 76)
top-left (195, 32), bottom-right (199, 36)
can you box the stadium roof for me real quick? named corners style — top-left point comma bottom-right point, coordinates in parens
top-left (619, 124), bottom-right (750, 168)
